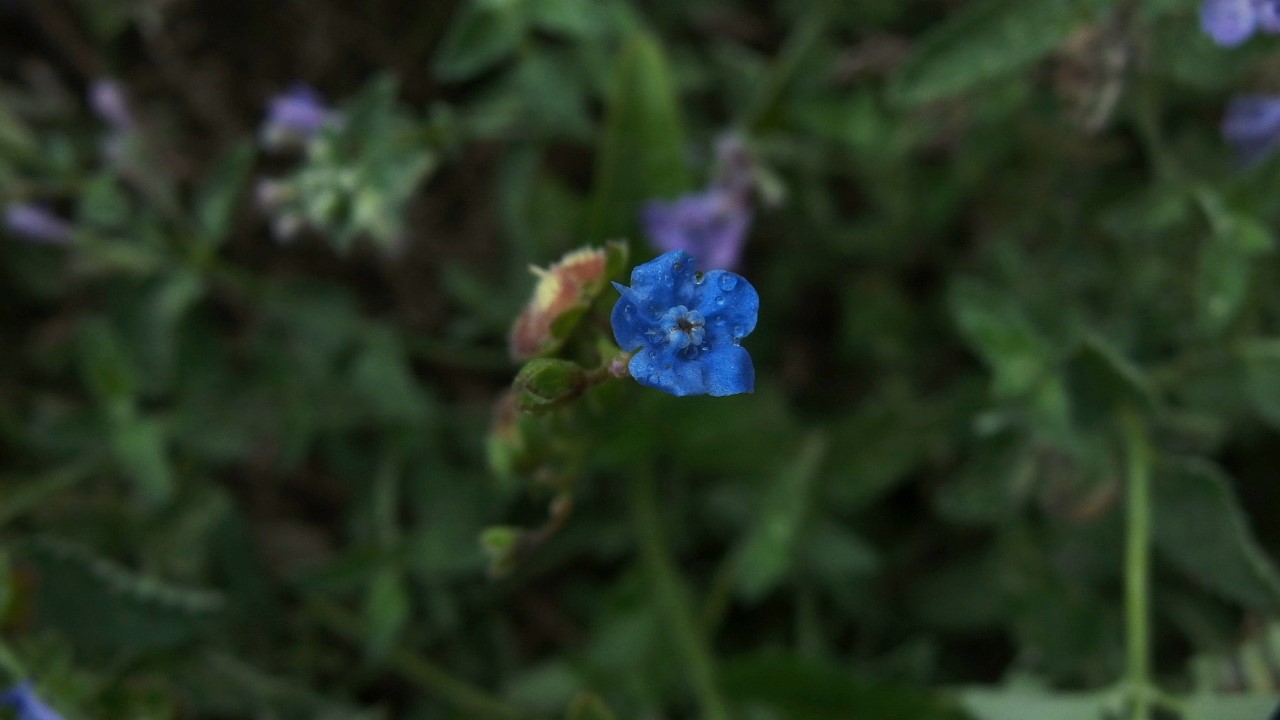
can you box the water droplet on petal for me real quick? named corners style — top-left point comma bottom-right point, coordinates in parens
top-left (733, 325), bottom-right (744, 338)
top-left (719, 274), bottom-right (737, 291)
top-left (715, 295), bottom-right (726, 306)
top-left (694, 271), bottom-right (704, 284)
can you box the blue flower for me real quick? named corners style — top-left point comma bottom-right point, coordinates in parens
top-left (5, 203), bottom-right (73, 245)
top-left (260, 85), bottom-right (334, 150)
top-left (611, 250), bottom-right (758, 397)
top-left (1201, 0), bottom-right (1280, 46)
top-left (641, 189), bottom-right (751, 271)
top-left (0, 682), bottom-right (63, 720)
top-left (1222, 94), bottom-right (1280, 165)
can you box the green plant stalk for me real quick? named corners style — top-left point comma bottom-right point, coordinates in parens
top-left (630, 470), bottom-right (731, 720)
top-left (1122, 409), bottom-right (1153, 720)
top-left (307, 599), bottom-right (524, 720)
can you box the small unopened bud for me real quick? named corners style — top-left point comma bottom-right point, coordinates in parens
top-left (510, 247), bottom-right (608, 360)
top-left (513, 358), bottom-right (587, 413)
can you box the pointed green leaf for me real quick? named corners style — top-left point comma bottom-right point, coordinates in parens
top-left (959, 689), bottom-right (1115, 720)
top-left (196, 140), bottom-right (255, 248)
top-left (891, 0), bottom-right (1101, 106)
top-left (1154, 459), bottom-right (1280, 610)
top-left (434, 0), bottom-right (527, 82)
top-left (586, 33), bottom-right (690, 241)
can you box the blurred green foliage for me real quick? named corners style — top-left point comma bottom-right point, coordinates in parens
top-left (1, 0), bottom-right (1280, 718)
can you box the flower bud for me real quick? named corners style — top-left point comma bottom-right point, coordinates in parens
top-left (512, 359), bottom-right (587, 413)
top-left (510, 247), bottom-right (608, 360)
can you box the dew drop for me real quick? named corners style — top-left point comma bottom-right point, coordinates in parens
top-left (719, 274), bottom-right (737, 291)
top-left (715, 295), bottom-right (726, 306)
top-left (648, 373), bottom-right (660, 383)
top-left (694, 271), bottom-right (704, 284)
top-left (733, 325), bottom-right (744, 338)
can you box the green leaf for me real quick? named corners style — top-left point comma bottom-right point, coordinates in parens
top-left (585, 32), bottom-right (690, 241)
top-left (1184, 694), bottom-right (1279, 720)
top-left (949, 279), bottom-right (1049, 398)
top-left (1196, 209), bottom-right (1272, 335)
top-left (958, 689), bottom-right (1115, 720)
top-left (1241, 338), bottom-right (1280, 428)
top-left (195, 140), bottom-right (255, 249)
top-left (1064, 333), bottom-right (1156, 426)
top-left (111, 415), bottom-right (175, 505)
top-left (1153, 458), bottom-right (1280, 610)
top-left (23, 537), bottom-right (223, 659)
top-left (891, 0), bottom-right (1101, 106)
top-left (350, 326), bottom-right (430, 424)
top-left (433, 0), bottom-right (527, 82)
top-left (733, 433), bottom-right (827, 601)
top-left (78, 173), bottom-right (132, 229)
top-left (529, 0), bottom-right (600, 37)
top-left (78, 319), bottom-right (136, 402)
top-left (363, 566), bottom-right (410, 664)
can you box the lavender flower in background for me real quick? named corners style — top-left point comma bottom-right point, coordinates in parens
top-left (642, 189), bottom-right (751, 271)
top-left (260, 85), bottom-right (334, 150)
top-left (641, 134), bottom-right (758, 271)
top-left (1201, 0), bottom-right (1280, 46)
top-left (89, 78), bottom-right (133, 131)
top-left (1221, 94), bottom-right (1280, 165)
top-left (0, 682), bottom-right (63, 720)
top-left (5, 203), bottom-right (73, 245)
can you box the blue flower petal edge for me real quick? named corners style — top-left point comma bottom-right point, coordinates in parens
top-left (0, 682), bottom-right (64, 720)
top-left (611, 250), bottom-right (758, 397)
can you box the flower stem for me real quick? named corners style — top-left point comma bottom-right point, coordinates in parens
top-left (630, 470), bottom-right (731, 720)
top-left (1121, 409), bottom-right (1153, 720)
top-left (307, 599), bottom-right (524, 720)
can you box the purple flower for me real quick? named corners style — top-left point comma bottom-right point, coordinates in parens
top-left (0, 682), bottom-right (63, 720)
top-left (260, 85), bottom-right (333, 150)
top-left (1222, 94), bottom-right (1280, 165)
top-left (5, 203), bottom-right (73, 245)
top-left (712, 133), bottom-right (755, 198)
top-left (1201, 0), bottom-right (1280, 46)
top-left (641, 189), bottom-right (751, 271)
top-left (89, 78), bottom-right (132, 131)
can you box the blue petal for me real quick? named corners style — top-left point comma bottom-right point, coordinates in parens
top-left (611, 283), bottom-right (652, 352)
top-left (1259, 0), bottom-right (1280, 31)
top-left (693, 270), bottom-right (759, 343)
top-left (628, 250), bottom-right (698, 310)
top-left (702, 344), bottom-right (755, 397)
top-left (0, 683), bottom-right (63, 720)
top-left (1201, 0), bottom-right (1257, 47)
top-left (628, 346), bottom-right (708, 397)
top-left (1223, 95), bottom-right (1280, 165)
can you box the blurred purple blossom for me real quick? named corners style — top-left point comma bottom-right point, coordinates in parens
top-left (642, 189), bottom-right (751, 271)
top-left (89, 78), bottom-right (132, 131)
top-left (1201, 0), bottom-right (1280, 46)
top-left (1222, 94), bottom-right (1280, 165)
top-left (0, 682), bottom-right (63, 720)
top-left (260, 85), bottom-right (333, 150)
top-left (5, 203), bottom-right (73, 245)
top-left (712, 133), bottom-right (755, 198)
